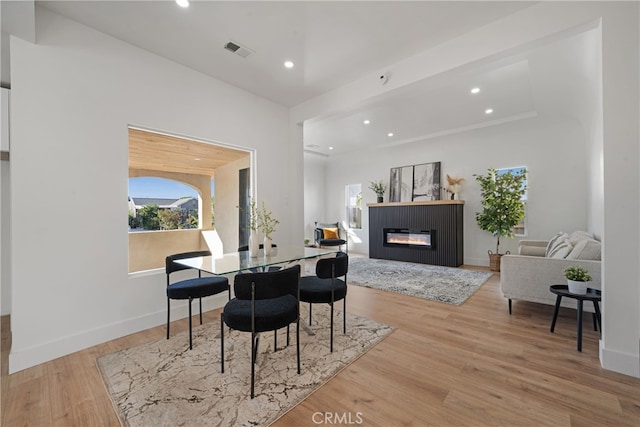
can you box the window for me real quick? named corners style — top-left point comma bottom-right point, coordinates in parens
top-left (128, 127), bottom-right (248, 273)
top-left (497, 166), bottom-right (527, 236)
top-left (128, 177), bottom-right (202, 232)
top-left (346, 184), bottom-right (362, 229)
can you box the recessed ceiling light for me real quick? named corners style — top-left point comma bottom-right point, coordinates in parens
top-left (363, 120), bottom-right (370, 125)
top-left (194, 157), bottom-right (201, 161)
top-left (328, 146), bottom-right (334, 150)
top-left (470, 87), bottom-right (480, 94)
top-left (387, 132), bottom-right (394, 137)
top-left (176, 0), bottom-right (189, 8)
top-left (284, 61), bottom-right (294, 69)
top-left (485, 108), bottom-right (493, 114)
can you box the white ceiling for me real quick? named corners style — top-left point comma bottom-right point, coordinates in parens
top-left (39, 1), bottom-right (534, 107)
top-left (33, 1), bottom-right (593, 157)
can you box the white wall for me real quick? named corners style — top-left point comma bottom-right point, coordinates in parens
top-left (8, 8), bottom-right (297, 372)
top-left (303, 151), bottom-right (327, 242)
top-left (215, 154), bottom-right (250, 252)
top-left (298, 2), bottom-right (639, 377)
top-left (315, 116), bottom-right (588, 262)
top-left (1, 88), bottom-right (9, 316)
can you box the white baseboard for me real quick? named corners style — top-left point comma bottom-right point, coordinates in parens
top-left (464, 256), bottom-right (489, 267)
top-left (9, 293), bottom-right (228, 374)
top-left (600, 339), bottom-right (640, 378)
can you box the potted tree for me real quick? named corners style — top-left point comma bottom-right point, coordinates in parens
top-left (369, 180), bottom-right (387, 203)
top-left (564, 266), bottom-right (592, 295)
top-left (475, 168), bottom-right (527, 271)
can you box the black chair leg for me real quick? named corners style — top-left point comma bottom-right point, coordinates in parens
top-left (188, 297), bottom-right (193, 350)
top-left (220, 313), bottom-right (225, 373)
top-left (343, 297), bottom-right (347, 334)
top-left (286, 325), bottom-right (290, 346)
top-left (199, 297), bottom-right (203, 325)
top-left (508, 298), bottom-right (512, 314)
top-left (309, 303), bottom-right (312, 326)
top-left (251, 333), bottom-right (257, 399)
top-left (330, 301), bottom-right (334, 353)
top-left (166, 297), bottom-right (171, 339)
top-left (296, 320), bottom-right (301, 374)
top-left (274, 330), bottom-right (277, 351)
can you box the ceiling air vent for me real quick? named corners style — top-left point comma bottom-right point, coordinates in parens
top-left (224, 40), bottom-right (254, 58)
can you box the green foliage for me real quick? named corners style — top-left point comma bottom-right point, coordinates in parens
top-left (258, 201), bottom-right (280, 240)
top-left (128, 211), bottom-right (141, 229)
top-left (564, 266), bottom-right (592, 282)
top-left (475, 168), bottom-right (527, 254)
top-left (139, 204), bottom-right (160, 230)
top-left (158, 209), bottom-right (182, 230)
top-left (210, 196), bottom-right (215, 227)
top-left (368, 180), bottom-right (387, 197)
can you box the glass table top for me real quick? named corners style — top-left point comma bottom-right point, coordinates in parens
top-left (173, 246), bottom-right (340, 275)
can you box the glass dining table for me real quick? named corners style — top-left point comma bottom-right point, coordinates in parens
top-left (174, 245), bottom-right (340, 275)
top-left (174, 246), bottom-right (340, 336)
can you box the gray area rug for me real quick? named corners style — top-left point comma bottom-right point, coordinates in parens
top-left (97, 304), bottom-right (393, 427)
top-left (347, 258), bottom-right (493, 305)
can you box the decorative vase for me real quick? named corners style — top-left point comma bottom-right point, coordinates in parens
top-left (377, 196), bottom-right (383, 203)
top-left (263, 237), bottom-right (272, 256)
top-left (249, 230), bottom-right (259, 258)
top-left (567, 279), bottom-right (588, 295)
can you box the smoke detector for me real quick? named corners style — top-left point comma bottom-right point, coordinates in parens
top-left (224, 40), bottom-right (254, 58)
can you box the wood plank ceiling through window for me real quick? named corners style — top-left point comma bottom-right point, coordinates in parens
top-left (128, 128), bottom-right (248, 178)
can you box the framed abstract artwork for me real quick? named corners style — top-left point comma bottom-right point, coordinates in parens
top-left (389, 162), bottom-right (441, 202)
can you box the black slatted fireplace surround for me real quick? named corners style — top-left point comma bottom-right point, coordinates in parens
top-left (369, 201), bottom-right (463, 267)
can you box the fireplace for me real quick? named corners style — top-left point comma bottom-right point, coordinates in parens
top-left (383, 228), bottom-right (435, 249)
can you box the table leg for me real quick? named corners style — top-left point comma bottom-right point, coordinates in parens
top-left (550, 295), bottom-right (562, 332)
top-left (577, 299), bottom-right (583, 352)
top-left (594, 301), bottom-right (602, 333)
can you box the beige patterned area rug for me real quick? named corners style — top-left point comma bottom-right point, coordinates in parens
top-left (97, 304), bottom-right (393, 427)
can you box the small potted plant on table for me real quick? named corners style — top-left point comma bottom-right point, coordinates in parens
top-left (564, 266), bottom-right (592, 295)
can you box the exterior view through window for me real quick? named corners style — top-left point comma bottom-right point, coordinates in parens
top-left (346, 183), bottom-right (362, 229)
top-left (497, 166), bottom-right (527, 236)
top-left (128, 177), bottom-right (215, 232)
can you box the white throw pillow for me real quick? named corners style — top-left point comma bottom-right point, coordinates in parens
top-left (548, 240), bottom-right (573, 259)
top-left (546, 232), bottom-right (568, 257)
top-left (566, 238), bottom-right (601, 260)
top-left (568, 231), bottom-right (594, 245)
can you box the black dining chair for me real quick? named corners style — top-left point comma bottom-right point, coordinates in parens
top-left (299, 252), bottom-right (348, 352)
top-left (314, 222), bottom-right (348, 252)
top-left (220, 264), bottom-right (301, 399)
top-left (166, 250), bottom-right (230, 350)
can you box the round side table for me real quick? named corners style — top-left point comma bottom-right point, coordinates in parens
top-left (549, 284), bottom-right (601, 352)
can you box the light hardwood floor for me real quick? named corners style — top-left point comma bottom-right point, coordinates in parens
top-left (2, 264), bottom-right (639, 426)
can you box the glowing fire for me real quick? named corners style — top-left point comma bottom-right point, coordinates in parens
top-left (387, 233), bottom-right (430, 246)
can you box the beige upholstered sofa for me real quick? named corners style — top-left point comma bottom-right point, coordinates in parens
top-left (500, 231), bottom-right (601, 314)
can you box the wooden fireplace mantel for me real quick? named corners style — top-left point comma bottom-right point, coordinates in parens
top-left (367, 200), bottom-right (464, 207)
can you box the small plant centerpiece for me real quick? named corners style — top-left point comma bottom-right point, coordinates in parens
top-left (369, 180), bottom-right (387, 203)
top-left (564, 266), bottom-right (592, 295)
top-left (258, 202), bottom-right (280, 256)
top-left (246, 197), bottom-right (260, 257)
top-left (475, 167), bottom-right (527, 271)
